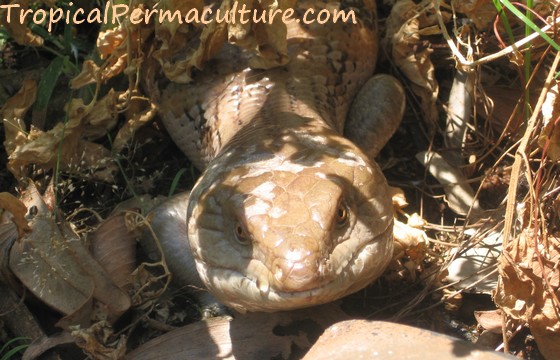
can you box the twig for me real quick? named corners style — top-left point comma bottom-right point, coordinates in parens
top-left (502, 49), bottom-right (560, 247)
top-left (435, 0), bottom-right (560, 69)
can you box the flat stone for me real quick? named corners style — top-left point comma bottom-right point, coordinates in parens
top-left (303, 320), bottom-right (514, 360)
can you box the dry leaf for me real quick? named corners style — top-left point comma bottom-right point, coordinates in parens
top-left (0, 0), bottom-right (43, 46)
top-left (80, 90), bottom-right (119, 140)
top-left (229, 0), bottom-right (291, 69)
top-left (391, 214), bottom-right (428, 282)
top-left (393, 219), bottom-right (428, 263)
top-left (71, 321), bottom-right (127, 360)
top-left (474, 309), bottom-right (503, 334)
top-left (538, 84), bottom-right (560, 161)
top-left (7, 95), bottom-right (117, 182)
top-left (153, 1), bottom-right (226, 83)
top-left (444, 70), bottom-right (475, 167)
top-left (1, 78), bottom-right (37, 155)
top-left (90, 212), bottom-right (137, 290)
top-left (8, 182), bottom-right (131, 329)
top-left (495, 229), bottom-right (560, 360)
top-left (0, 192), bottom-right (31, 237)
top-left (70, 60), bottom-right (101, 89)
top-left (97, 24), bottom-right (130, 81)
top-left (152, 0), bottom-right (294, 83)
top-left (21, 332), bottom-right (75, 360)
top-left (97, 26), bottom-right (127, 59)
top-left (112, 97), bottom-right (158, 152)
top-left (95, 6), bottom-right (152, 82)
top-left (384, 0), bottom-right (439, 124)
top-left (390, 186), bottom-right (408, 209)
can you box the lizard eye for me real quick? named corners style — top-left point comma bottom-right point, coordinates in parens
top-left (336, 201), bottom-right (349, 227)
top-left (234, 221), bottom-right (251, 245)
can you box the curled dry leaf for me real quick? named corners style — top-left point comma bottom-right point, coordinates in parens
top-left (494, 229), bottom-right (560, 360)
top-left (78, 89), bottom-right (119, 140)
top-left (112, 96), bottom-right (158, 153)
top-left (89, 211), bottom-right (138, 290)
top-left (6, 91), bottom-right (118, 182)
top-left (392, 218), bottom-right (428, 280)
top-left (70, 60), bottom-right (100, 89)
top-left (8, 182), bottom-right (131, 330)
top-left (95, 6), bottom-right (153, 83)
top-left (97, 25), bottom-right (128, 59)
top-left (0, 0), bottom-right (43, 46)
top-left (96, 26), bottom-right (130, 81)
top-left (383, 0), bottom-right (439, 124)
top-left (390, 185), bottom-right (408, 209)
top-left (152, 0), bottom-right (225, 83)
top-left (229, 0), bottom-right (292, 69)
top-left (538, 83), bottom-right (560, 161)
top-left (389, 186), bottom-right (428, 269)
top-left (0, 193), bottom-right (31, 237)
top-left (71, 321), bottom-right (127, 360)
top-left (1, 78), bottom-right (37, 155)
top-left (387, 184), bottom-right (428, 281)
top-left (152, 0), bottom-right (293, 83)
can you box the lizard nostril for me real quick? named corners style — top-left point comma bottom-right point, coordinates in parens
top-left (274, 263), bottom-right (284, 282)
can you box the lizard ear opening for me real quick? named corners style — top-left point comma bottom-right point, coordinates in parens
top-left (234, 220), bottom-right (252, 245)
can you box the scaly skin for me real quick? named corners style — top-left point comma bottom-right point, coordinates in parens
top-left (153, 0), bottom-right (401, 312)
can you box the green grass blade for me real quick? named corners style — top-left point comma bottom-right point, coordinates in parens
top-left (0, 337), bottom-right (29, 360)
top-left (0, 338), bottom-right (28, 354)
top-left (33, 55), bottom-right (66, 114)
top-left (492, 0), bottom-right (516, 44)
top-left (499, 0), bottom-right (560, 51)
top-left (168, 168), bottom-right (187, 197)
top-left (1, 344), bottom-right (29, 360)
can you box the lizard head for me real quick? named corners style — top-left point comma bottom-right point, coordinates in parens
top-left (187, 126), bottom-right (394, 312)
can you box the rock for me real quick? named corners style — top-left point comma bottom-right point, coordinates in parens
top-left (303, 320), bottom-right (513, 360)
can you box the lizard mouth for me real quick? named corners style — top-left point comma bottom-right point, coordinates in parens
top-left (199, 225), bottom-right (394, 313)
